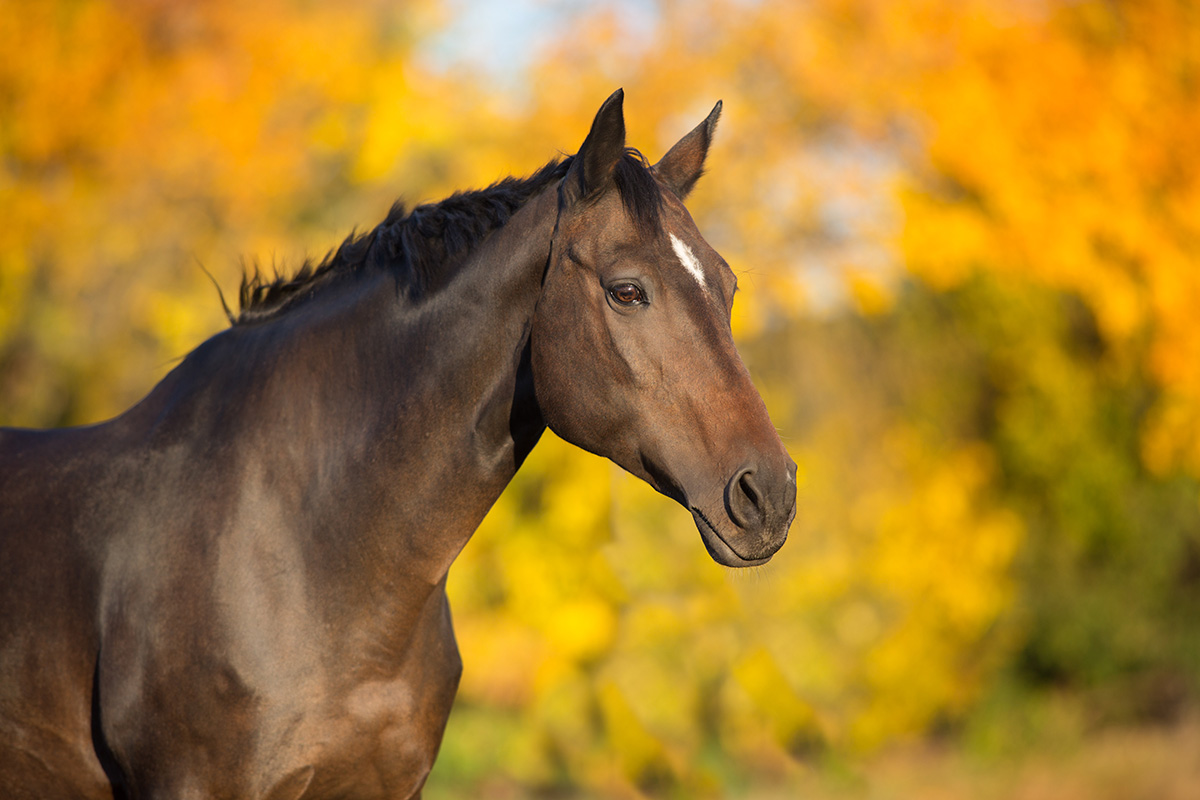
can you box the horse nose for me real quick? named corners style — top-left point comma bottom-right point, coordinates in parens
top-left (724, 459), bottom-right (797, 536)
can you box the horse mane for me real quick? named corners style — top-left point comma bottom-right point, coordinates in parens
top-left (234, 149), bottom-right (663, 324)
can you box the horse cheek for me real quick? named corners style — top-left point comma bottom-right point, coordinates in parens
top-left (531, 290), bottom-right (608, 452)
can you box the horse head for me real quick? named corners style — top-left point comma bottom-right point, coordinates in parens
top-left (531, 90), bottom-right (797, 567)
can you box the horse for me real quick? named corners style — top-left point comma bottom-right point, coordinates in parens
top-left (0, 90), bottom-right (796, 799)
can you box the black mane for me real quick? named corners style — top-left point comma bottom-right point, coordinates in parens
top-left (235, 150), bottom-right (663, 324)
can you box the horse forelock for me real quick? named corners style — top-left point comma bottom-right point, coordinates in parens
top-left (611, 148), bottom-right (665, 241)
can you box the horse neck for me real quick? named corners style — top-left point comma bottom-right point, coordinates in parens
top-left (278, 182), bottom-right (556, 581)
top-left (126, 183), bottom-right (557, 604)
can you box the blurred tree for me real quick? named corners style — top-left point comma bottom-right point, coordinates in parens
top-left (440, 0), bottom-right (1200, 792)
top-left (0, 0), bottom-right (492, 426)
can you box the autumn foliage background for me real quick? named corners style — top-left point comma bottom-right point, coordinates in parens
top-left (3, 0), bottom-right (1199, 796)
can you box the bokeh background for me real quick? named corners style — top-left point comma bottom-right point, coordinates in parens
top-left (3, 0), bottom-right (1199, 796)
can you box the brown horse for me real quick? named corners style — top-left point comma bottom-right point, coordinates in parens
top-left (0, 90), bottom-right (795, 799)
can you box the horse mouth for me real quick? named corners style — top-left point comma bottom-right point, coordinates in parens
top-left (690, 507), bottom-right (775, 568)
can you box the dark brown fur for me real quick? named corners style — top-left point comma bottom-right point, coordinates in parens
top-left (0, 90), bottom-right (794, 799)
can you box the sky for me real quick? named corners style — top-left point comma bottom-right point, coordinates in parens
top-left (423, 0), bottom-right (660, 89)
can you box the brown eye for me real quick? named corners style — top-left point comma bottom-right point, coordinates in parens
top-left (609, 282), bottom-right (644, 306)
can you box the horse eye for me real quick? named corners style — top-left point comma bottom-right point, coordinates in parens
top-left (609, 283), bottom-right (644, 306)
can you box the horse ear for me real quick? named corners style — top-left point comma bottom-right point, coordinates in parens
top-left (654, 100), bottom-right (722, 199)
top-left (564, 89), bottom-right (627, 204)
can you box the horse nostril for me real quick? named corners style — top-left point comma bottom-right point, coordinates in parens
top-left (726, 467), bottom-right (765, 529)
top-left (739, 470), bottom-right (762, 510)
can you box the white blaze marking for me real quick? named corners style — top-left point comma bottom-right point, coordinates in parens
top-left (669, 233), bottom-right (706, 288)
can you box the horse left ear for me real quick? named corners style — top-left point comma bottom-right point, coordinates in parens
top-left (563, 89), bottom-right (627, 205)
top-left (654, 100), bottom-right (722, 199)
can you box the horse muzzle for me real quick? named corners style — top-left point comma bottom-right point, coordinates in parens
top-left (691, 458), bottom-right (797, 567)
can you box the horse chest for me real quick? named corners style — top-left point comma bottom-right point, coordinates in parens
top-left (305, 677), bottom-right (449, 798)
top-left (269, 614), bottom-right (462, 799)
top-left (97, 571), bottom-right (462, 800)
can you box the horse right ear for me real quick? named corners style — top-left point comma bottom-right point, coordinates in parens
top-left (563, 89), bottom-right (627, 205)
top-left (654, 100), bottom-right (721, 199)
